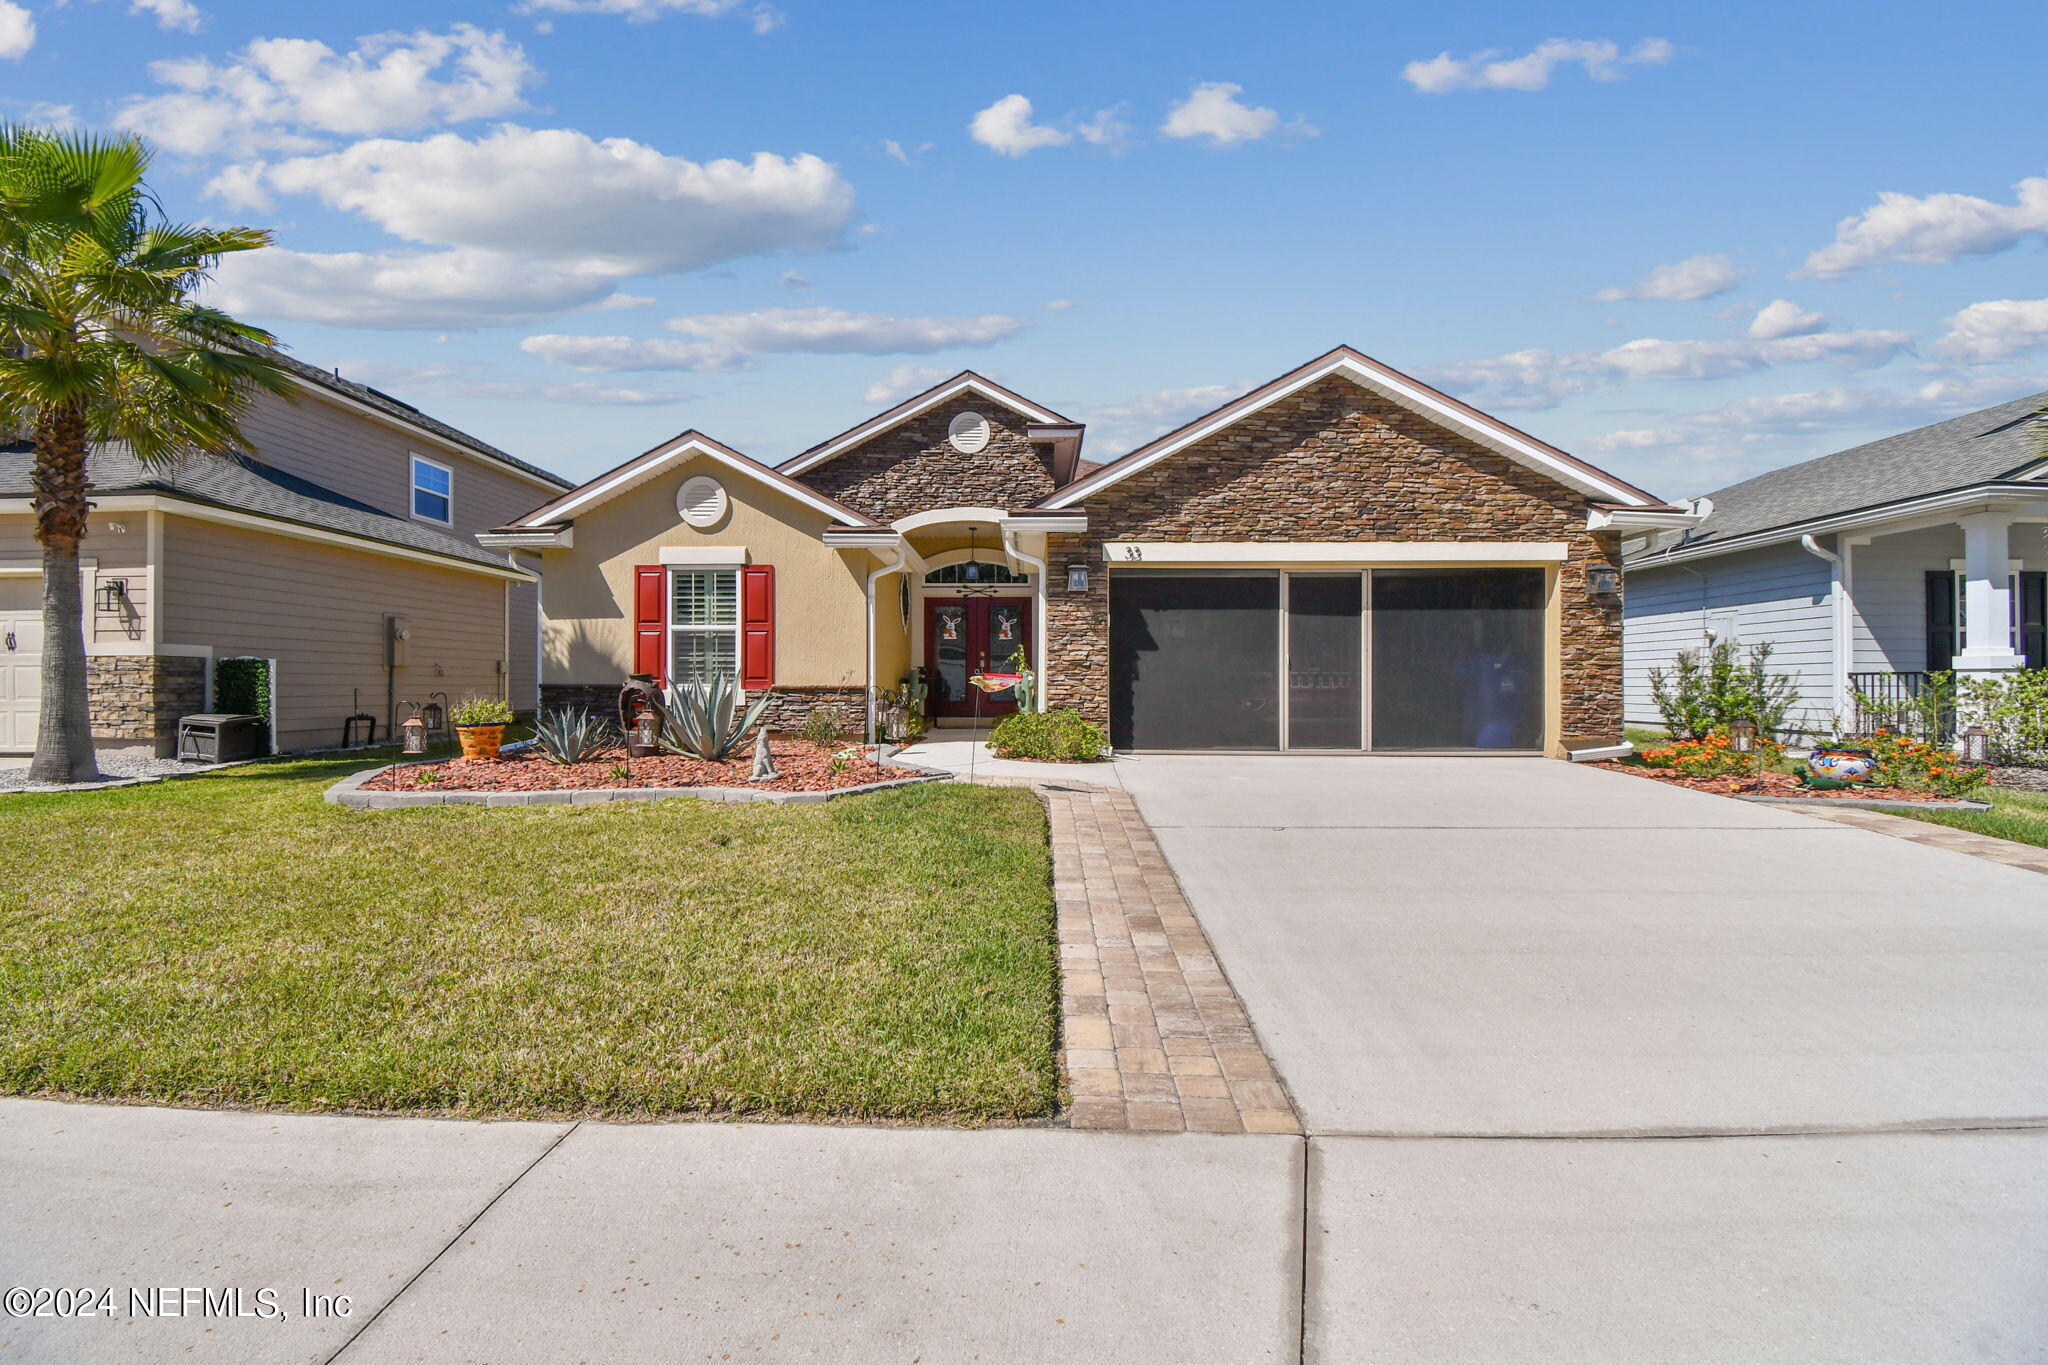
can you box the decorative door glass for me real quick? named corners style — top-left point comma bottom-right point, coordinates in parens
top-left (931, 603), bottom-right (968, 710)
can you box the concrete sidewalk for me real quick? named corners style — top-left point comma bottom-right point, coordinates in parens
top-left (0, 1099), bottom-right (1301, 1364)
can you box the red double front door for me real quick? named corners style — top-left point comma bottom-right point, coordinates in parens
top-left (926, 598), bottom-right (1030, 718)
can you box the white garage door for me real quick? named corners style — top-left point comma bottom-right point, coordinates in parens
top-left (0, 577), bottom-right (41, 753)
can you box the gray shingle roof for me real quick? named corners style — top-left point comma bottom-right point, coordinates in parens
top-left (1650, 390), bottom-right (2048, 555)
top-left (0, 444), bottom-right (522, 571)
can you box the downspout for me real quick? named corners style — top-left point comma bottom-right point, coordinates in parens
top-left (1001, 525), bottom-right (1048, 712)
top-left (1798, 534), bottom-right (1849, 723)
top-left (864, 543), bottom-right (904, 742)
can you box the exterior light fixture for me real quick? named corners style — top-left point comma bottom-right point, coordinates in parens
top-left (1067, 564), bottom-right (1089, 593)
top-left (400, 712), bottom-right (428, 755)
top-left (1584, 563), bottom-right (1621, 596)
top-left (1961, 724), bottom-right (1991, 765)
top-left (1729, 717), bottom-right (1757, 754)
top-left (957, 528), bottom-right (999, 597)
top-left (94, 579), bottom-right (128, 613)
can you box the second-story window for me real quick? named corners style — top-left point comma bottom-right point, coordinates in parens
top-left (411, 456), bottom-right (453, 524)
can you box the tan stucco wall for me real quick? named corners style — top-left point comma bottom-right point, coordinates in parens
top-left (540, 454), bottom-right (874, 688)
top-left (874, 567), bottom-right (912, 689)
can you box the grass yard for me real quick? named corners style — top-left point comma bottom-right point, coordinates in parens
top-left (1887, 783), bottom-right (2048, 852)
top-left (0, 751), bottom-right (1059, 1124)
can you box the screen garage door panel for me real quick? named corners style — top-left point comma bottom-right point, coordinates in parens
top-left (1110, 573), bottom-right (1280, 750)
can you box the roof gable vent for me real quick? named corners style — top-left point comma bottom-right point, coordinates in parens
top-left (677, 474), bottom-right (729, 528)
top-left (948, 411), bottom-right (991, 455)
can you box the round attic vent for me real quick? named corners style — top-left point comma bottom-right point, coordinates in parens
top-left (677, 475), bottom-right (729, 528)
top-left (948, 410), bottom-right (992, 454)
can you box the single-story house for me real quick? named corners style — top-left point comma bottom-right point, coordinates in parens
top-left (0, 348), bottom-right (571, 756)
top-left (484, 346), bottom-right (1687, 755)
top-left (1622, 391), bottom-right (2048, 734)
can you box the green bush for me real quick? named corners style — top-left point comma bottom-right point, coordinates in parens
top-left (1647, 641), bottom-right (1798, 740)
top-left (987, 708), bottom-right (1106, 762)
top-left (213, 656), bottom-right (270, 721)
top-left (799, 703), bottom-right (851, 748)
top-left (451, 695), bottom-right (515, 727)
top-left (1958, 669), bottom-right (2048, 765)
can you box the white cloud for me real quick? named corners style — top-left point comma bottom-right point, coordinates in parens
top-left (1592, 253), bottom-right (1743, 302)
top-left (779, 269), bottom-right (813, 289)
top-left (1402, 37), bottom-right (1672, 94)
top-left (115, 25), bottom-right (536, 156)
top-left (1934, 298), bottom-right (2048, 363)
top-left (1798, 175), bottom-right (2048, 278)
top-left (1424, 326), bottom-right (1913, 410)
top-left (864, 363), bottom-right (952, 404)
top-left (1747, 299), bottom-right (1828, 340)
top-left (1074, 104), bottom-right (1132, 150)
top-left (130, 0), bottom-right (202, 33)
top-left (1080, 382), bottom-right (1242, 456)
top-left (1160, 83), bottom-right (1312, 146)
top-left (207, 246), bottom-right (626, 330)
top-left (219, 125), bottom-right (855, 279)
top-left (1043, 298), bottom-right (1076, 311)
top-left (514, 0), bottom-right (781, 31)
top-left (969, 94), bottom-right (1070, 157)
top-left (880, 138), bottom-right (932, 165)
top-left (0, 3), bottom-right (34, 61)
top-left (335, 358), bottom-right (689, 406)
top-left (527, 306), bottom-right (1027, 373)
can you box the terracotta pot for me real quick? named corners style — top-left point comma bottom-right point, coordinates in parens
top-left (456, 724), bottom-right (505, 760)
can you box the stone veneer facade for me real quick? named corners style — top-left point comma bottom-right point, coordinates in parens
top-left (1037, 376), bottom-right (1626, 747)
top-left (541, 682), bottom-right (868, 737)
top-left (797, 396), bottom-right (1059, 523)
top-left (86, 655), bottom-right (207, 754)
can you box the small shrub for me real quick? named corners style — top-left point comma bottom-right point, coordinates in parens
top-left (800, 704), bottom-right (851, 748)
top-left (1958, 669), bottom-right (2048, 765)
top-left (1859, 729), bottom-right (1992, 799)
top-left (532, 707), bottom-right (615, 764)
top-left (451, 695), bottom-right (515, 727)
top-left (658, 676), bottom-right (770, 761)
top-left (1648, 641), bottom-right (1799, 740)
top-left (608, 763), bottom-right (632, 782)
top-left (213, 656), bottom-right (271, 722)
top-left (1637, 729), bottom-right (1783, 780)
top-left (414, 767), bottom-right (441, 785)
top-left (988, 708), bottom-right (1107, 762)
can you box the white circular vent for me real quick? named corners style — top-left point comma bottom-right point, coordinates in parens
top-left (948, 410), bottom-right (991, 454)
top-left (676, 475), bottom-right (729, 527)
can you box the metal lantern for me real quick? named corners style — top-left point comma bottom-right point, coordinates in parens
top-left (400, 713), bottom-right (428, 754)
top-left (1961, 724), bottom-right (1991, 765)
top-left (1729, 717), bottom-right (1757, 754)
top-left (94, 578), bottom-right (129, 613)
top-left (1583, 563), bottom-right (1621, 596)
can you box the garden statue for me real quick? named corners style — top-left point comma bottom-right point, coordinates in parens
top-left (750, 726), bottom-right (779, 782)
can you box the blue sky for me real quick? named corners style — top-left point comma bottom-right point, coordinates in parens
top-left (11, 0), bottom-right (2048, 497)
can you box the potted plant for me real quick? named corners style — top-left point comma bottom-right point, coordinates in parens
top-left (451, 695), bottom-right (515, 759)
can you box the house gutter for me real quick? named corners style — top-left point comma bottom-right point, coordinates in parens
top-left (1625, 482), bottom-right (2048, 569)
top-left (1797, 534), bottom-right (1852, 718)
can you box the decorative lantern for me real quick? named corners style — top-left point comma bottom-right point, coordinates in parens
top-left (619, 673), bottom-right (665, 757)
top-left (420, 698), bottom-right (446, 738)
top-left (400, 713), bottom-right (428, 754)
top-left (1961, 724), bottom-right (1990, 765)
top-left (94, 578), bottom-right (129, 613)
top-left (1583, 563), bottom-right (1621, 597)
top-left (1729, 717), bottom-right (1757, 754)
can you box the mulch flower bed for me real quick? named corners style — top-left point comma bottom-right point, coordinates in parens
top-left (362, 740), bottom-right (907, 794)
top-left (1594, 763), bottom-right (1959, 802)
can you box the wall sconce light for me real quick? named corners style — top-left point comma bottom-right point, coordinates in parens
top-left (1961, 724), bottom-right (1990, 765)
top-left (1066, 564), bottom-right (1089, 593)
top-left (1729, 717), bottom-right (1757, 754)
top-left (1584, 563), bottom-right (1621, 596)
top-left (94, 579), bottom-right (129, 613)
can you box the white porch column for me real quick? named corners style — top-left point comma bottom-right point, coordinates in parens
top-left (1954, 512), bottom-right (2025, 678)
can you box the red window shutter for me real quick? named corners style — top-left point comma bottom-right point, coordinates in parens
top-left (633, 565), bottom-right (666, 683)
top-left (740, 564), bottom-right (775, 689)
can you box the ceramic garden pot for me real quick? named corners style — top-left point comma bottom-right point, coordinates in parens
top-left (456, 724), bottom-right (505, 760)
top-left (1806, 746), bottom-right (1878, 783)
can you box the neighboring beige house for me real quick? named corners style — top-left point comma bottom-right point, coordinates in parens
top-left (487, 348), bottom-right (1692, 756)
top-left (0, 350), bottom-right (570, 756)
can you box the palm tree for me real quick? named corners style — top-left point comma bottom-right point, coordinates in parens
top-left (0, 128), bottom-right (296, 782)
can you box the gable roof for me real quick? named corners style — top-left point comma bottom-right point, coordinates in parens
top-left (502, 429), bottom-right (883, 531)
top-left (0, 443), bottom-right (524, 571)
top-left (1036, 346), bottom-right (1669, 511)
top-left (779, 371), bottom-right (1072, 478)
top-left (1633, 390), bottom-right (2048, 558)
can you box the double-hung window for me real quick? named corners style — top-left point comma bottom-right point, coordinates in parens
top-left (669, 568), bottom-right (739, 685)
top-left (411, 456), bottom-right (453, 524)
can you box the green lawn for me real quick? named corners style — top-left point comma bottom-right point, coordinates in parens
top-left (1886, 783), bottom-right (2048, 852)
top-left (0, 751), bottom-right (1059, 1123)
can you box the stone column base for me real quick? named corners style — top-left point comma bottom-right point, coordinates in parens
top-left (87, 655), bottom-right (209, 758)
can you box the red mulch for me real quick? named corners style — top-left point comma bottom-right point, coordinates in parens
top-left (363, 740), bottom-right (911, 794)
top-left (1594, 762), bottom-right (1957, 802)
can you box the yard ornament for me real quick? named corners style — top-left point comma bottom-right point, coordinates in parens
top-left (750, 726), bottom-right (779, 782)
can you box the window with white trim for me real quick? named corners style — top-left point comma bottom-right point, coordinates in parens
top-left (411, 456), bottom-right (453, 524)
top-left (669, 567), bottom-right (739, 685)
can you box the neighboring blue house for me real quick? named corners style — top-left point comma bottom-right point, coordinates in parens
top-left (1622, 393), bottom-right (2048, 736)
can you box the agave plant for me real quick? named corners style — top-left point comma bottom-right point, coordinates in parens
top-left (659, 675), bottom-right (773, 761)
top-left (531, 707), bottom-right (616, 764)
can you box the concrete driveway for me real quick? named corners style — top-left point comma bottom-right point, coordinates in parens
top-left (1118, 754), bottom-right (2048, 1361)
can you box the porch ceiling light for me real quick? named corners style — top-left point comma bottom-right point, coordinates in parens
top-left (958, 528), bottom-right (999, 597)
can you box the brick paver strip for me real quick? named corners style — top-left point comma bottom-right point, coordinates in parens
top-left (1795, 803), bottom-right (2048, 876)
top-left (1023, 780), bottom-right (1300, 1135)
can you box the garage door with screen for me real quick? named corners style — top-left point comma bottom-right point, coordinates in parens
top-left (1371, 568), bottom-right (1543, 750)
top-left (1110, 573), bottom-right (1279, 750)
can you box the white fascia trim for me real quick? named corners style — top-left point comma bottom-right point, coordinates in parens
top-left (890, 506), bottom-right (1012, 533)
top-left (523, 436), bottom-right (871, 530)
top-left (1588, 508), bottom-right (1703, 531)
top-left (1043, 356), bottom-right (1653, 509)
top-left (782, 378), bottom-right (1067, 477)
top-left (476, 529), bottom-right (572, 549)
top-left (821, 530), bottom-right (905, 548)
top-left (1001, 514), bottom-right (1087, 532)
top-left (300, 385), bottom-right (566, 493)
top-left (1628, 484), bottom-right (2048, 569)
top-left (657, 545), bottom-right (749, 566)
top-left (1103, 540), bottom-right (1570, 564)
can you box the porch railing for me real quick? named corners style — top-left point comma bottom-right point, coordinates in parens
top-left (1848, 671), bottom-right (1956, 742)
